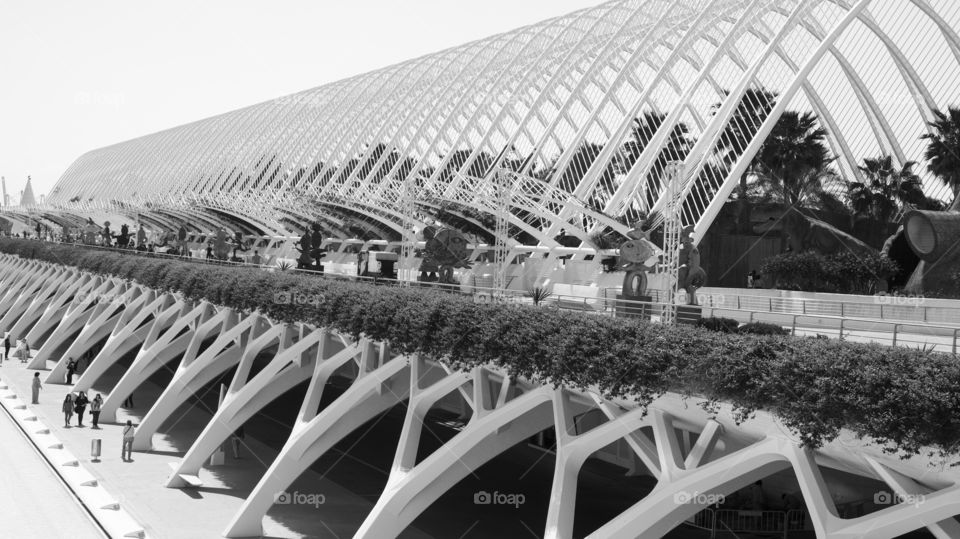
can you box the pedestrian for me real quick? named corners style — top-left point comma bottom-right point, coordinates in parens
top-left (3, 335), bottom-right (9, 361)
top-left (74, 391), bottom-right (89, 427)
top-left (31, 372), bottom-right (41, 404)
top-left (251, 251), bottom-right (262, 266)
top-left (205, 245), bottom-right (213, 259)
top-left (231, 426), bottom-right (245, 459)
top-left (747, 270), bottom-right (756, 289)
top-left (66, 357), bottom-right (78, 384)
top-left (62, 393), bottom-right (75, 427)
top-left (122, 391), bottom-right (134, 408)
top-left (122, 420), bottom-right (136, 461)
top-left (90, 394), bottom-right (103, 429)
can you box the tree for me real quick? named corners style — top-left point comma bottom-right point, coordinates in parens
top-left (847, 156), bottom-right (926, 223)
top-left (921, 107), bottom-right (960, 208)
top-left (713, 88), bottom-right (779, 232)
top-left (752, 111), bottom-right (837, 209)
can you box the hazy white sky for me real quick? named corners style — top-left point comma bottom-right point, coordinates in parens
top-left (0, 0), bottom-right (601, 198)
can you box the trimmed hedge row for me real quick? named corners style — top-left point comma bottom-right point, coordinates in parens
top-left (3, 239), bottom-right (959, 456)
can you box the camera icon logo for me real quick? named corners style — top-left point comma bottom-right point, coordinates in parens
top-left (273, 291), bottom-right (292, 305)
top-left (674, 491), bottom-right (692, 504)
top-left (474, 491), bottom-right (491, 505)
top-left (874, 491), bottom-right (892, 505)
top-left (274, 491), bottom-right (291, 505)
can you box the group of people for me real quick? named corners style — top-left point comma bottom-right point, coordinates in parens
top-left (3, 335), bottom-right (31, 364)
top-left (61, 391), bottom-right (102, 428)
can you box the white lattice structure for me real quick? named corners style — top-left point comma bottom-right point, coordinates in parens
top-left (0, 253), bottom-right (958, 538)
top-left (24, 0), bottom-right (960, 249)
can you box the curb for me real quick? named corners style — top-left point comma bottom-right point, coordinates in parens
top-left (0, 377), bottom-right (148, 538)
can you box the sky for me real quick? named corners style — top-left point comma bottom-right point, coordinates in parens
top-left (0, 0), bottom-right (603, 199)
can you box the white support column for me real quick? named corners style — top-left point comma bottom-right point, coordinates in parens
top-left (73, 293), bottom-right (178, 393)
top-left (28, 277), bottom-right (120, 370)
top-left (166, 328), bottom-right (349, 485)
top-left (865, 457), bottom-right (960, 539)
top-left (355, 386), bottom-right (554, 539)
top-left (131, 312), bottom-right (261, 450)
top-left (97, 302), bottom-right (215, 422)
top-left (587, 437), bottom-right (791, 539)
top-left (224, 356), bottom-right (411, 538)
top-left (47, 284), bottom-right (147, 383)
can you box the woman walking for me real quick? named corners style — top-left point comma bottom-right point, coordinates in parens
top-left (74, 391), bottom-right (89, 427)
top-left (62, 394), bottom-right (75, 427)
top-left (3, 335), bottom-right (9, 361)
top-left (31, 372), bottom-right (41, 404)
top-left (90, 394), bottom-right (103, 429)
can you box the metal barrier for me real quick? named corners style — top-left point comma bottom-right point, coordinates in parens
top-left (687, 508), bottom-right (810, 538)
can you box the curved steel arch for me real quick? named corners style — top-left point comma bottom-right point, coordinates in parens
top-left (42, 0), bottom-right (960, 251)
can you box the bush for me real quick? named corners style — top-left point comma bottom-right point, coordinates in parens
top-left (737, 322), bottom-right (790, 336)
top-left (760, 251), bottom-right (899, 294)
top-left (1, 238), bottom-right (958, 456)
top-left (697, 317), bottom-right (740, 333)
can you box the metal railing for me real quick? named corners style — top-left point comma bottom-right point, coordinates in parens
top-left (688, 508), bottom-right (810, 538)
top-left (694, 290), bottom-right (960, 327)
top-left (11, 239), bottom-right (960, 353)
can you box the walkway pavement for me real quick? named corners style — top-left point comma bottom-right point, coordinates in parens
top-left (0, 357), bottom-right (433, 539)
top-left (0, 392), bottom-right (105, 538)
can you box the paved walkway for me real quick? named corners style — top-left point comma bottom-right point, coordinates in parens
top-left (0, 395), bottom-right (105, 538)
top-left (0, 357), bottom-right (433, 539)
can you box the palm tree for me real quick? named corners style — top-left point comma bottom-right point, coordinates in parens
top-left (847, 156), bottom-right (926, 223)
top-left (752, 111), bottom-right (836, 209)
top-left (713, 88), bottom-right (779, 232)
top-left (921, 107), bottom-right (960, 209)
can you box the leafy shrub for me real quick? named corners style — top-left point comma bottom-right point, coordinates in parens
top-left (1, 238), bottom-right (958, 456)
top-left (761, 251), bottom-right (899, 294)
top-left (697, 317), bottom-right (740, 333)
top-left (737, 322), bottom-right (789, 336)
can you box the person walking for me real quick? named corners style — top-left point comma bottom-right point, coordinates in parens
top-left (74, 391), bottom-right (89, 427)
top-left (31, 372), bottom-right (41, 404)
top-left (62, 394), bottom-right (75, 427)
top-left (122, 420), bottom-right (136, 461)
top-left (3, 335), bottom-right (9, 361)
top-left (90, 394), bottom-right (103, 429)
top-left (66, 357), bottom-right (78, 384)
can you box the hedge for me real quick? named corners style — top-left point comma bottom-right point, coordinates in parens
top-left (760, 251), bottom-right (899, 295)
top-left (2, 238), bottom-right (959, 457)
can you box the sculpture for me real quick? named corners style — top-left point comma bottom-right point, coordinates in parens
top-left (618, 226), bottom-right (660, 297)
top-left (294, 228), bottom-right (315, 270)
top-left (309, 223), bottom-right (326, 269)
top-left (212, 228), bottom-right (231, 260)
top-left (677, 226), bottom-right (707, 305)
top-left (83, 219), bottom-right (98, 245)
top-left (114, 224), bottom-right (131, 248)
top-left (902, 209), bottom-right (960, 295)
top-left (101, 221), bottom-right (113, 247)
top-left (420, 226), bottom-right (471, 284)
top-left (171, 225), bottom-right (188, 256)
top-left (136, 225), bottom-right (147, 249)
